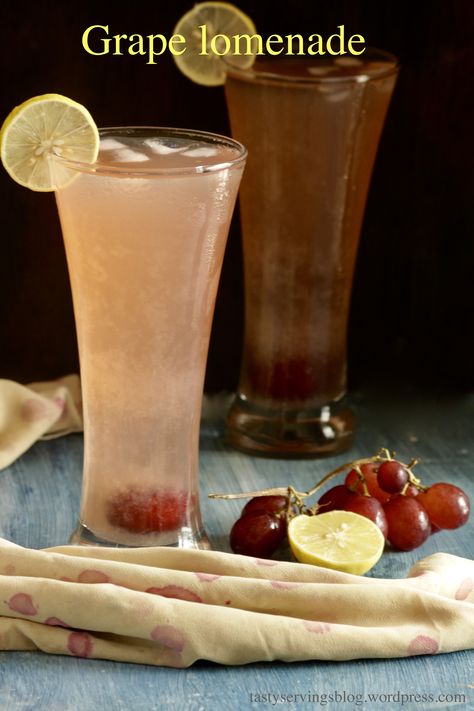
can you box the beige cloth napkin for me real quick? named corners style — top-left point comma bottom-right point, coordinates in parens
top-left (0, 378), bottom-right (229, 471)
top-left (0, 376), bottom-right (83, 470)
top-left (0, 537), bottom-right (473, 666)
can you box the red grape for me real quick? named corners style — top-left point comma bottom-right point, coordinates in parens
top-left (417, 483), bottom-right (470, 530)
top-left (403, 484), bottom-right (419, 497)
top-left (242, 495), bottom-right (288, 518)
top-left (345, 463), bottom-right (391, 504)
top-left (230, 511), bottom-right (286, 557)
top-left (377, 460), bottom-right (409, 494)
top-left (344, 495), bottom-right (388, 538)
top-left (317, 485), bottom-right (357, 512)
top-left (383, 496), bottom-right (431, 550)
top-left (389, 483), bottom-right (419, 500)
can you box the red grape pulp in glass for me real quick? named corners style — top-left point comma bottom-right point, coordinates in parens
top-left (245, 357), bottom-right (319, 401)
top-left (417, 483), bottom-right (470, 530)
top-left (383, 496), bottom-right (431, 551)
top-left (106, 488), bottom-right (190, 534)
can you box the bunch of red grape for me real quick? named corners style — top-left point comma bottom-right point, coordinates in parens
top-left (320, 459), bottom-right (469, 551)
top-left (226, 451), bottom-right (470, 558)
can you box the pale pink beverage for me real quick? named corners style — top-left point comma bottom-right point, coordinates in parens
top-left (54, 128), bottom-right (246, 546)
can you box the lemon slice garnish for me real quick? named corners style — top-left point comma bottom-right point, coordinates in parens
top-left (288, 511), bottom-right (385, 575)
top-left (173, 1), bottom-right (257, 86)
top-left (0, 93), bottom-right (99, 192)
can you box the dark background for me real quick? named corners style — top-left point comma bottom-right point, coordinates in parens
top-left (1, 0), bottom-right (473, 393)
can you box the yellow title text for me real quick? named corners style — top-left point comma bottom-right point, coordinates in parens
top-left (82, 25), bottom-right (365, 64)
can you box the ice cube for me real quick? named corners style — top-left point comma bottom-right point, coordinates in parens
top-left (307, 66), bottom-right (337, 76)
top-left (112, 148), bottom-right (149, 163)
top-left (182, 147), bottom-right (218, 158)
top-left (144, 139), bottom-right (186, 155)
top-left (334, 57), bottom-right (363, 68)
top-left (100, 138), bottom-right (127, 151)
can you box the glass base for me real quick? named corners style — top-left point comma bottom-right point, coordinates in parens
top-left (226, 395), bottom-right (354, 458)
top-left (69, 523), bottom-right (211, 550)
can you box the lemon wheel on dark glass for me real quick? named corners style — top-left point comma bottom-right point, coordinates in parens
top-left (173, 2), bottom-right (257, 86)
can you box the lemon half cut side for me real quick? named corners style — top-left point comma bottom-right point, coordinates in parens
top-left (288, 511), bottom-right (385, 575)
top-left (0, 94), bottom-right (99, 192)
top-left (173, 2), bottom-right (258, 86)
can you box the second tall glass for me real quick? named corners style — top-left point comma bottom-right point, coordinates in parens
top-left (225, 52), bottom-right (398, 457)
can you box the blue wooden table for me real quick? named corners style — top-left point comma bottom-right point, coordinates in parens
top-left (0, 392), bottom-right (473, 710)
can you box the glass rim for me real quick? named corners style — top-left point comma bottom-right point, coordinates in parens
top-left (51, 126), bottom-right (247, 177)
top-left (225, 49), bottom-right (399, 86)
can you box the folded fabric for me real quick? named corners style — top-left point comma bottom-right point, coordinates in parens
top-left (0, 376), bottom-right (83, 470)
top-left (0, 537), bottom-right (473, 667)
top-left (0, 378), bottom-right (230, 471)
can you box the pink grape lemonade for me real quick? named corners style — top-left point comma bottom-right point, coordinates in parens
top-left (54, 128), bottom-right (246, 546)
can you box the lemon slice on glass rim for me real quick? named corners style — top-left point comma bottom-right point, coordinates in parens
top-left (288, 511), bottom-right (385, 575)
top-left (173, 1), bottom-right (258, 86)
top-left (0, 93), bottom-right (99, 192)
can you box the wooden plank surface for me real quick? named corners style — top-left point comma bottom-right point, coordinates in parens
top-left (0, 393), bottom-right (473, 710)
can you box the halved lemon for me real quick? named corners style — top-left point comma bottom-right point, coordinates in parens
top-left (0, 94), bottom-right (99, 192)
top-left (173, 2), bottom-right (258, 86)
top-left (288, 511), bottom-right (385, 575)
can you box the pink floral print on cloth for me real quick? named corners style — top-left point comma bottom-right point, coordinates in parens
top-left (0, 537), bottom-right (473, 667)
top-left (0, 376), bottom-right (83, 469)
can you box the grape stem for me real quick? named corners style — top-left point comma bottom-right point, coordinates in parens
top-left (209, 448), bottom-right (426, 514)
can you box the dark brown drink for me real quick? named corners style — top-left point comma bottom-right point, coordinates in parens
top-left (225, 52), bottom-right (398, 456)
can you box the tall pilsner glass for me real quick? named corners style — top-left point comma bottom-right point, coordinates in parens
top-left (225, 52), bottom-right (398, 457)
top-left (53, 128), bottom-right (246, 546)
